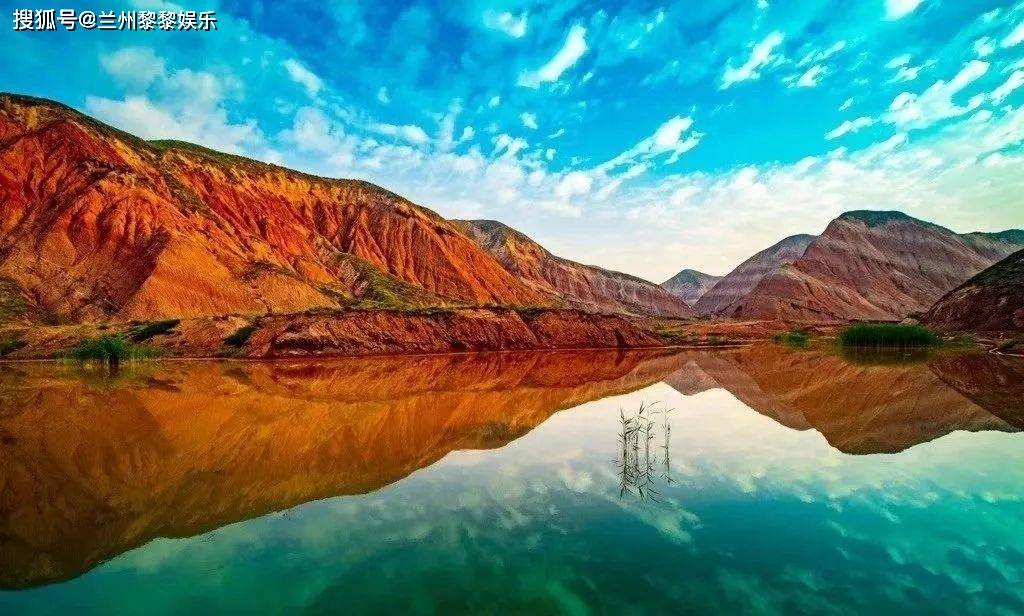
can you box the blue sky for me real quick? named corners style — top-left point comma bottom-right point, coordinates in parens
top-left (2, 0), bottom-right (1023, 279)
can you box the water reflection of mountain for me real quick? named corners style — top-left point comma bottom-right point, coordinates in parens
top-left (1, 346), bottom-right (1021, 590)
top-left (664, 346), bottom-right (1024, 454)
top-left (0, 350), bottom-right (681, 589)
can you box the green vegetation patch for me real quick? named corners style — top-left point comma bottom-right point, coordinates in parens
top-left (997, 336), bottom-right (1024, 352)
top-left (514, 305), bottom-right (551, 319)
top-left (128, 319), bottom-right (180, 342)
top-left (774, 329), bottom-right (811, 348)
top-left (839, 323), bottom-right (939, 348)
top-left (150, 139), bottom-right (277, 173)
top-left (0, 337), bottom-right (26, 356)
top-left (942, 334), bottom-right (979, 347)
top-left (68, 335), bottom-right (159, 363)
top-left (338, 254), bottom-right (448, 311)
top-left (224, 325), bottom-right (258, 348)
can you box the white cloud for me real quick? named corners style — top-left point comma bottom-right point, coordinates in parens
top-left (652, 117), bottom-right (695, 150)
top-left (973, 37), bottom-right (996, 57)
top-left (99, 47), bottom-right (166, 90)
top-left (483, 10), bottom-right (527, 38)
top-left (890, 65), bottom-right (922, 82)
top-left (279, 106), bottom-right (360, 172)
top-left (372, 122), bottom-right (430, 144)
top-left (602, 113), bottom-right (700, 173)
top-left (555, 171), bottom-right (592, 200)
top-left (991, 70), bottom-right (1024, 103)
top-left (861, 132), bottom-right (908, 159)
top-left (89, 51), bottom-right (265, 156)
top-left (86, 94), bottom-right (262, 155)
top-left (434, 100), bottom-right (466, 152)
top-left (492, 133), bottom-right (529, 157)
top-left (721, 32), bottom-right (785, 89)
top-left (602, 115), bottom-right (702, 171)
top-left (520, 112), bottom-right (538, 130)
top-left (886, 54), bottom-right (911, 69)
top-left (796, 41), bottom-right (845, 67)
top-left (886, 60), bottom-right (989, 128)
top-left (884, 54), bottom-right (922, 82)
top-left (377, 87), bottom-right (390, 104)
top-left (885, 0), bottom-right (923, 20)
top-left (535, 199), bottom-right (583, 217)
top-left (518, 24), bottom-right (588, 88)
top-left (282, 107), bottom-right (344, 154)
top-left (281, 59), bottom-right (323, 99)
top-left (622, 163), bottom-right (648, 179)
top-left (1002, 22), bottom-right (1024, 48)
top-left (825, 116), bottom-right (875, 140)
top-left (795, 64), bottom-right (826, 87)
top-left (488, 95), bottom-right (501, 108)
top-left (839, 98), bottom-right (854, 111)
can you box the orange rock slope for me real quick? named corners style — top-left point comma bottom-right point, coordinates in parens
top-left (726, 211), bottom-right (1024, 322)
top-left (0, 94), bottom-right (551, 323)
top-left (455, 219), bottom-right (694, 317)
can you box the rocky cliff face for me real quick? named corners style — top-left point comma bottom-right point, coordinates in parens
top-left (249, 307), bottom-right (667, 357)
top-left (454, 219), bottom-right (693, 317)
top-left (660, 269), bottom-right (722, 305)
top-left (924, 249), bottom-right (1024, 334)
top-left (693, 234), bottom-right (815, 315)
top-left (0, 94), bottom-right (549, 323)
top-left (728, 211), bottom-right (1024, 322)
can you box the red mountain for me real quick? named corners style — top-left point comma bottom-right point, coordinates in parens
top-left (728, 211), bottom-right (1024, 322)
top-left (0, 94), bottom-right (555, 323)
top-left (454, 219), bottom-right (693, 317)
top-left (924, 248), bottom-right (1024, 334)
top-left (693, 234), bottom-right (815, 316)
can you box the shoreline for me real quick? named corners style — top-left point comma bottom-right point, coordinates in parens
top-left (0, 307), bottom-right (788, 362)
top-left (0, 341), bottom-right (757, 365)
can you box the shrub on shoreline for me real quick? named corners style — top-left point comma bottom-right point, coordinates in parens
top-left (68, 335), bottom-right (158, 364)
top-left (129, 319), bottom-right (180, 342)
top-left (774, 330), bottom-right (810, 347)
top-left (224, 325), bottom-right (257, 348)
top-left (838, 323), bottom-right (939, 348)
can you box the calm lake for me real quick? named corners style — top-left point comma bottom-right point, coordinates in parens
top-left (1, 345), bottom-right (1023, 614)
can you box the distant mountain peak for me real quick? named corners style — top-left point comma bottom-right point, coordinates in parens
top-left (838, 210), bottom-right (916, 226)
top-left (731, 210), bottom-right (1024, 321)
top-left (692, 234), bottom-right (816, 315)
top-left (836, 209), bottom-right (959, 235)
top-left (661, 269), bottom-right (723, 306)
top-left (664, 269), bottom-right (708, 285)
top-left (780, 233), bottom-right (817, 243)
